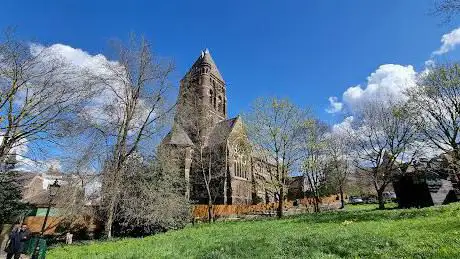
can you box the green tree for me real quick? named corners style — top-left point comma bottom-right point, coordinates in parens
top-left (245, 97), bottom-right (308, 218)
top-left (0, 172), bottom-right (27, 224)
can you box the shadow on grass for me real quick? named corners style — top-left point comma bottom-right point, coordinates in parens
top-left (194, 229), bottom-right (401, 258)
top-left (197, 237), bottom-right (273, 259)
top-left (289, 203), bottom-right (460, 224)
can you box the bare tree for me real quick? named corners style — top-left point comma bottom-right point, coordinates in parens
top-left (0, 28), bottom-right (94, 226)
top-left (245, 97), bottom-right (308, 218)
top-left (432, 0), bottom-right (460, 23)
top-left (349, 100), bottom-right (420, 209)
top-left (324, 132), bottom-right (354, 209)
top-left (300, 119), bottom-right (329, 213)
top-left (409, 63), bottom-right (460, 161)
top-left (85, 35), bottom-right (174, 238)
top-left (0, 29), bottom-right (91, 165)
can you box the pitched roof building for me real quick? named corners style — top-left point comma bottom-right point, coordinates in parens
top-left (161, 50), bottom-right (276, 205)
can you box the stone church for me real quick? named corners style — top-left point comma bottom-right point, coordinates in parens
top-left (161, 49), bottom-right (275, 205)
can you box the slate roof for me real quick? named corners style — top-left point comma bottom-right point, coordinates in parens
top-left (24, 191), bottom-right (50, 206)
top-left (163, 123), bottom-right (194, 146)
top-left (14, 171), bottom-right (37, 186)
top-left (205, 117), bottom-right (239, 146)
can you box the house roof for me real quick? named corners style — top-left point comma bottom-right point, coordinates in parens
top-left (163, 123), bottom-right (194, 146)
top-left (206, 116), bottom-right (239, 146)
top-left (15, 171), bottom-right (37, 186)
top-left (23, 191), bottom-right (50, 206)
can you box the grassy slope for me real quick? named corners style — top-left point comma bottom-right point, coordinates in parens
top-left (48, 203), bottom-right (460, 259)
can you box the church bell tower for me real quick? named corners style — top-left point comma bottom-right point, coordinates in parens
top-left (175, 49), bottom-right (227, 144)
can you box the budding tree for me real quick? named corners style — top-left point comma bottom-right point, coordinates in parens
top-left (349, 99), bottom-right (420, 209)
top-left (300, 119), bottom-right (329, 213)
top-left (324, 130), bottom-right (354, 209)
top-left (245, 97), bottom-right (307, 218)
top-left (409, 63), bottom-right (460, 161)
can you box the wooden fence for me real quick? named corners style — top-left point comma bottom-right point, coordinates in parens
top-left (192, 195), bottom-right (341, 220)
top-left (192, 202), bottom-right (284, 219)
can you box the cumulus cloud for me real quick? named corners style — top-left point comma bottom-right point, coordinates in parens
top-left (433, 27), bottom-right (460, 56)
top-left (33, 43), bottom-right (153, 130)
top-left (325, 96), bottom-right (343, 113)
top-left (342, 64), bottom-right (417, 113)
top-left (330, 27), bottom-right (460, 115)
top-left (328, 64), bottom-right (417, 148)
top-left (6, 43), bottom-right (129, 172)
top-left (331, 116), bottom-right (354, 136)
top-left (327, 28), bottom-right (460, 160)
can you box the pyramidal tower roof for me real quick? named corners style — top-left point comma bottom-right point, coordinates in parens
top-left (187, 48), bottom-right (224, 83)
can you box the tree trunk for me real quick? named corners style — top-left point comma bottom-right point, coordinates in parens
top-left (104, 198), bottom-right (115, 239)
top-left (207, 199), bottom-right (213, 223)
top-left (377, 190), bottom-right (385, 210)
top-left (314, 195), bottom-right (321, 213)
top-left (277, 185), bottom-right (284, 218)
top-left (104, 166), bottom-right (121, 239)
top-left (339, 185), bottom-right (345, 209)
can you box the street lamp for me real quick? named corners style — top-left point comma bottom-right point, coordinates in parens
top-left (32, 179), bottom-right (60, 259)
top-left (48, 180), bottom-right (60, 198)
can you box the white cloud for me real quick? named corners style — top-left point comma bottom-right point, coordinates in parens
top-left (425, 59), bottom-right (435, 68)
top-left (433, 27), bottom-right (460, 56)
top-left (332, 116), bottom-right (354, 136)
top-left (342, 64), bottom-right (416, 113)
top-left (328, 28), bottom-right (460, 160)
top-left (330, 64), bottom-right (417, 147)
top-left (325, 96), bottom-right (343, 113)
top-left (33, 43), bottom-right (153, 130)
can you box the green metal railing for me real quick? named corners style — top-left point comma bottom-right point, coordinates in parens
top-left (25, 237), bottom-right (47, 259)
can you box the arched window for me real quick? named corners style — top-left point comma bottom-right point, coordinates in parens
top-left (237, 161), bottom-right (240, 177)
top-left (239, 161), bottom-right (242, 178)
top-left (209, 89), bottom-right (213, 105)
top-left (217, 95), bottom-right (222, 112)
top-left (223, 100), bottom-right (226, 114)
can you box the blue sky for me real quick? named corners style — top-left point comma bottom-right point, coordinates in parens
top-left (1, 0), bottom-right (459, 125)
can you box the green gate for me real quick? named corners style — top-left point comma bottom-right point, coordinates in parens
top-left (25, 237), bottom-right (47, 259)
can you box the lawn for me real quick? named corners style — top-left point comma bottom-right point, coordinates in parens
top-left (47, 203), bottom-right (460, 259)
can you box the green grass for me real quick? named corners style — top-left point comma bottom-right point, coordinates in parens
top-left (47, 203), bottom-right (460, 259)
